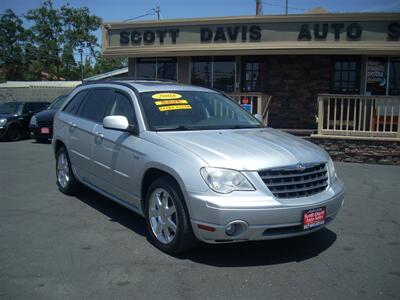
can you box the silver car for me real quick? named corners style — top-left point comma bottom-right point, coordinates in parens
top-left (53, 80), bottom-right (344, 254)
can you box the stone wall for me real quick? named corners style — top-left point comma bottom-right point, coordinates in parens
top-left (265, 55), bottom-right (332, 129)
top-left (309, 137), bottom-right (400, 165)
top-left (0, 87), bottom-right (74, 102)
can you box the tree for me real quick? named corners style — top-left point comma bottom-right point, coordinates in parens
top-left (0, 9), bottom-right (26, 81)
top-left (25, 0), bottom-right (102, 80)
top-left (92, 51), bottom-right (128, 75)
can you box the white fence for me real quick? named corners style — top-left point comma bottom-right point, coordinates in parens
top-left (316, 94), bottom-right (400, 139)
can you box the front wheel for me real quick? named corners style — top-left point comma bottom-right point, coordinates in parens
top-left (56, 147), bottom-right (81, 195)
top-left (145, 177), bottom-right (197, 254)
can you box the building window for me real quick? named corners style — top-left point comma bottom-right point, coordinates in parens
top-left (136, 57), bottom-right (177, 80)
top-left (389, 57), bottom-right (400, 96)
top-left (191, 57), bottom-right (212, 88)
top-left (366, 57), bottom-right (400, 96)
top-left (331, 58), bottom-right (360, 94)
top-left (190, 56), bottom-right (235, 92)
top-left (242, 56), bottom-right (267, 92)
top-left (213, 57), bottom-right (235, 93)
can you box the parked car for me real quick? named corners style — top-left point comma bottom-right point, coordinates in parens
top-left (29, 95), bottom-right (68, 143)
top-left (0, 101), bottom-right (50, 141)
top-left (53, 80), bottom-right (345, 254)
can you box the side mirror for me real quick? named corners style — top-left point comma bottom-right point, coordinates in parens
top-left (103, 115), bottom-right (138, 134)
top-left (254, 113), bottom-right (263, 122)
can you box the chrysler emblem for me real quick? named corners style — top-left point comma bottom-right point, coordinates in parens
top-left (296, 164), bottom-right (306, 171)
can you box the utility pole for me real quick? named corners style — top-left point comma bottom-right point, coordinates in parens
top-left (155, 6), bottom-right (160, 20)
top-left (285, 0), bottom-right (288, 15)
top-left (256, 0), bottom-right (263, 16)
top-left (2, 37), bottom-right (6, 82)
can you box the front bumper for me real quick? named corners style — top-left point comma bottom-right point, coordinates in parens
top-left (188, 179), bottom-right (345, 243)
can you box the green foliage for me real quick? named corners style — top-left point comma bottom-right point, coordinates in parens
top-left (0, 9), bottom-right (27, 81)
top-left (0, 0), bottom-right (121, 81)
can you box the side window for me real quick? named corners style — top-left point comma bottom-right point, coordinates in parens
top-left (63, 90), bottom-right (88, 115)
top-left (105, 91), bottom-right (136, 124)
top-left (79, 89), bottom-right (112, 123)
top-left (22, 103), bottom-right (33, 114)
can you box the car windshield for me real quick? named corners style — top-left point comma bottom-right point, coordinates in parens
top-left (138, 91), bottom-right (264, 131)
top-left (0, 102), bottom-right (21, 115)
top-left (48, 95), bottom-right (68, 110)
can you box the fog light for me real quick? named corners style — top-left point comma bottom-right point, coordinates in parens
top-left (225, 224), bottom-right (237, 236)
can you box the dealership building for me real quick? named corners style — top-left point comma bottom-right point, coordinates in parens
top-left (101, 12), bottom-right (400, 138)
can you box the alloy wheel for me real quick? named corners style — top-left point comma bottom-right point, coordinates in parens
top-left (148, 188), bottom-right (178, 244)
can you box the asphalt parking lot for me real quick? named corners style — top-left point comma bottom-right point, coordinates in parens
top-left (0, 139), bottom-right (399, 299)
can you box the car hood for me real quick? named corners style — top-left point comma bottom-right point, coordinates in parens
top-left (0, 113), bottom-right (15, 119)
top-left (35, 109), bottom-right (57, 120)
top-left (157, 128), bottom-right (328, 170)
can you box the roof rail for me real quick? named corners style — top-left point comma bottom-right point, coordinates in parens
top-left (83, 77), bottom-right (178, 84)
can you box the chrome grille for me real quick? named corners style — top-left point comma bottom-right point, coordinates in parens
top-left (259, 163), bottom-right (328, 199)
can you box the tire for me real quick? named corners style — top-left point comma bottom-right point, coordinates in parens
top-left (6, 125), bottom-right (22, 141)
top-left (145, 176), bottom-right (197, 254)
top-left (56, 147), bottom-right (81, 195)
top-left (35, 138), bottom-right (50, 143)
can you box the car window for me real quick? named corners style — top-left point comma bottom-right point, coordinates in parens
top-left (138, 91), bottom-right (263, 131)
top-left (105, 91), bottom-right (135, 124)
top-left (63, 90), bottom-right (88, 115)
top-left (48, 95), bottom-right (68, 110)
top-left (22, 103), bottom-right (48, 114)
top-left (0, 102), bottom-right (21, 115)
top-left (78, 89), bottom-right (112, 123)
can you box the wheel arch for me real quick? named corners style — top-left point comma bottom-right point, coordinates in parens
top-left (141, 166), bottom-right (188, 214)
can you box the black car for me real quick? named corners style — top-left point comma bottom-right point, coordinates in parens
top-left (29, 95), bottom-right (68, 143)
top-left (0, 101), bottom-right (50, 141)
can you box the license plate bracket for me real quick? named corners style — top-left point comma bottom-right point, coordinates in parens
top-left (303, 207), bottom-right (326, 230)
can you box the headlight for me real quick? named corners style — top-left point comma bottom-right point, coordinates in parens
top-left (29, 115), bottom-right (37, 126)
top-left (0, 118), bottom-right (7, 126)
top-left (328, 157), bottom-right (337, 183)
top-left (200, 167), bottom-right (255, 194)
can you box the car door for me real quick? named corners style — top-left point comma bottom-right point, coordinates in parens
top-left (90, 89), bottom-right (141, 208)
top-left (67, 89), bottom-right (112, 182)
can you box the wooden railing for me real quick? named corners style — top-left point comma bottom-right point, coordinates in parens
top-left (316, 94), bottom-right (400, 139)
top-left (226, 92), bottom-right (272, 125)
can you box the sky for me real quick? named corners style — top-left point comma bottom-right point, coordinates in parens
top-left (1, 0), bottom-right (400, 57)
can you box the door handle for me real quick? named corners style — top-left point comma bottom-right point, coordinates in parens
top-left (95, 132), bottom-right (104, 142)
top-left (68, 122), bottom-right (76, 132)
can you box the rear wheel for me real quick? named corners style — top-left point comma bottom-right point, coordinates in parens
top-left (56, 147), bottom-right (81, 195)
top-left (6, 125), bottom-right (22, 141)
top-left (35, 138), bottom-right (50, 143)
top-left (145, 177), bottom-right (197, 254)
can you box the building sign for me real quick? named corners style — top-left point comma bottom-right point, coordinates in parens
top-left (102, 14), bottom-right (400, 56)
top-left (115, 22), bottom-right (400, 46)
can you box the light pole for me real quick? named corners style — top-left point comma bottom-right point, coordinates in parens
top-left (78, 47), bottom-right (83, 81)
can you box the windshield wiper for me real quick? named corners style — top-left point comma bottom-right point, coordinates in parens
top-left (155, 125), bottom-right (194, 132)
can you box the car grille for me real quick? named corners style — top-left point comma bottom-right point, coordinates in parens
top-left (37, 120), bottom-right (53, 127)
top-left (258, 163), bottom-right (328, 199)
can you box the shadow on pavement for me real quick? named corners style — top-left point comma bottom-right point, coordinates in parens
top-left (75, 185), bottom-right (147, 237)
top-left (74, 185), bottom-right (337, 267)
top-left (179, 228), bottom-right (336, 267)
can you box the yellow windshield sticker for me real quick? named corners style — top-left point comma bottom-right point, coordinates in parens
top-left (159, 104), bottom-right (192, 112)
top-left (152, 93), bottom-right (182, 100)
top-left (155, 99), bottom-right (188, 106)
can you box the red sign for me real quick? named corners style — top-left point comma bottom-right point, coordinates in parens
top-left (303, 207), bottom-right (326, 229)
top-left (241, 97), bottom-right (250, 105)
